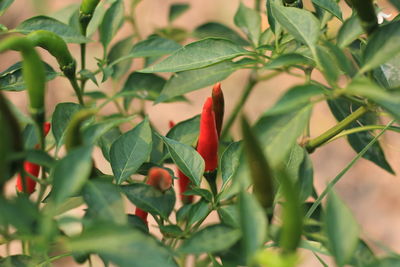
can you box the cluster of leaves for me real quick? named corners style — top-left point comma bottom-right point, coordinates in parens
top-left (1, 0), bottom-right (400, 266)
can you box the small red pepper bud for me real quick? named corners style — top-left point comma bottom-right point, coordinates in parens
top-left (135, 167), bottom-right (172, 224)
top-left (16, 122), bottom-right (51, 194)
top-left (169, 120), bottom-right (175, 128)
top-left (197, 97), bottom-right (219, 172)
top-left (177, 169), bottom-right (194, 204)
top-left (211, 83), bottom-right (224, 138)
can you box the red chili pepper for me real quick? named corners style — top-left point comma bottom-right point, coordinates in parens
top-left (212, 83), bottom-right (224, 138)
top-left (168, 120), bottom-right (175, 128)
top-left (197, 97), bottom-right (219, 172)
top-left (16, 122), bottom-right (51, 194)
top-left (135, 167), bottom-right (172, 224)
top-left (177, 169), bottom-right (194, 204)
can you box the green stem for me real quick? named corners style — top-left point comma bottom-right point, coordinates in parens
top-left (305, 119), bottom-right (395, 219)
top-left (37, 253), bottom-right (72, 267)
top-left (68, 77), bottom-right (84, 106)
top-left (328, 125), bottom-right (400, 143)
top-left (305, 106), bottom-right (368, 153)
top-left (220, 73), bottom-right (257, 140)
top-left (80, 43), bottom-right (87, 92)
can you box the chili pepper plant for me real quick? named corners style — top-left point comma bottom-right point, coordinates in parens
top-left (0, 0), bottom-right (400, 266)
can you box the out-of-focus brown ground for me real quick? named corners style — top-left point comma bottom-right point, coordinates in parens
top-left (1, 0), bottom-right (399, 266)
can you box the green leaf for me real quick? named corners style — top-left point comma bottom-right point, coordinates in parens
top-left (121, 183), bottom-right (176, 219)
top-left (15, 16), bottom-right (89, 43)
top-left (52, 102), bottom-right (82, 149)
top-left (361, 21), bottom-right (400, 73)
top-left (325, 192), bottom-right (360, 266)
top-left (328, 97), bottom-right (394, 174)
top-left (337, 15), bottom-right (363, 48)
top-left (390, 0), bottom-right (400, 10)
top-left (238, 191), bottom-right (267, 262)
top-left (83, 180), bottom-right (127, 225)
top-left (265, 84), bottom-right (324, 116)
top-left (312, 0), bottom-right (342, 21)
top-left (50, 3), bottom-right (80, 24)
top-left (375, 54), bottom-right (400, 89)
top-left (179, 224), bottom-right (241, 254)
top-left (120, 73), bottom-right (166, 108)
top-left (346, 78), bottom-right (400, 121)
top-left (156, 60), bottom-right (241, 103)
top-left (220, 141), bottom-right (242, 189)
top-left (350, 240), bottom-right (376, 267)
top-left (263, 53), bottom-right (314, 70)
top-left (67, 225), bottom-right (178, 267)
top-left (169, 3), bottom-right (190, 22)
top-left (110, 118), bottom-right (152, 184)
top-left (25, 150), bottom-right (55, 169)
top-left (254, 106), bottom-right (312, 167)
top-left (324, 42), bottom-right (357, 76)
top-left (0, 0), bottom-right (14, 16)
top-left (139, 38), bottom-right (250, 73)
top-left (108, 36), bottom-right (134, 80)
top-left (218, 205), bottom-right (240, 228)
top-left (99, 0), bottom-right (124, 49)
top-left (315, 45), bottom-right (340, 86)
top-left (129, 35), bottom-right (182, 58)
top-left (166, 115), bottom-right (200, 146)
top-left (0, 255), bottom-right (34, 267)
top-left (160, 135), bottom-right (204, 186)
top-left (86, 1), bottom-right (107, 37)
top-left (51, 146), bottom-right (93, 204)
top-left (83, 116), bottom-right (134, 145)
top-left (271, 4), bottom-right (320, 48)
top-left (99, 127), bottom-right (121, 162)
top-left (186, 200), bottom-right (211, 226)
top-left (193, 22), bottom-right (249, 46)
top-left (234, 2), bottom-right (261, 45)
top-left (0, 61), bottom-right (57, 91)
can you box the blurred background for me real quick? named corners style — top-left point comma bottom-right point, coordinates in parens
top-left (0, 0), bottom-right (399, 266)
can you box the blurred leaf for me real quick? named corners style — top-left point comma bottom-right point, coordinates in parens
top-left (325, 191), bottom-right (359, 266)
top-left (312, 0), bottom-right (342, 21)
top-left (99, 127), bottom-right (121, 162)
top-left (121, 183), bottom-right (175, 219)
top-left (179, 224), bottom-right (241, 254)
top-left (129, 35), bottom-right (181, 58)
top-left (220, 141), bottom-right (242, 189)
top-left (51, 146), bottom-right (93, 204)
top-left (86, 1), bottom-right (107, 37)
top-left (193, 22), bottom-right (249, 46)
top-left (234, 2), bottom-right (261, 45)
top-left (0, 61), bottom-right (57, 91)
top-left (139, 38), bottom-right (250, 73)
top-left (15, 16), bottom-right (89, 43)
top-left (67, 225), bottom-right (178, 267)
top-left (83, 180), bottom-right (127, 225)
top-left (389, 0), bottom-right (400, 10)
top-left (264, 53), bottom-right (314, 70)
top-left (50, 3), bottom-right (79, 24)
top-left (271, 4), bottom-right (320, 48)
top-left (25, 150), bottom-right (55, 169)
top-left (328, 97), bottom-right (394, 174)
top-left (127, 214), bottom-right (149, 233)
top-left (350, 240), bottom-right (376, 267)
top-left (360, 21), bottom-right (400, 73)
top-left (52, 102), bottom-right (82, 149)
top-left (83, 116), bottom-right (134, 145)
top-left (315, 45), bottom-right (340, 86)
top-left (337, 15), bottom-right (363, 48)
top-left (238, 191), bottom-right (267, 263)
top-left (107, 36), bottom-right (133, 80)
top-left (160, 135), bottom-right (204, 186)
top-left (255, 106), bottom-right (312, 167)
top-left (110, 118), bottom-right (152, 184)
top-left (0, 0), bottom-right (14, 16)
top-left (100, 0), bottom-right (124, 50)
top-left (0, 255), bottom-right (34, 267)
top-left (169, 3), bottom-right (189, 22)
top-left (187, 199), bottom-right (210, 226)
top-left (156, 59), bottom-right (249, 103)
top-left (346, 78), bottom-right (400, 121)
top-left (265, 84), bottom-right (324, 116)
top-left (218, 205), bottom-right (240, 228)
top-left (324, 42), bottom-right (357, 77)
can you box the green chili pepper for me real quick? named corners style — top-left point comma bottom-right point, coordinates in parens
top-left (26, 30), bottom-right (76, 78)
top-left (0, 36), bottom-right (45, 124)
top-left (348, 0), bottom-right (378, 35)
top-left (65, 109), bottom-right (97, 151)
top-left (79, 0), bottom-right (101, 35)
top-left (241, 116), bottom-right (275, 220)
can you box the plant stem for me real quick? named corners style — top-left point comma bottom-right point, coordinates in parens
top-left (80, 43), bottom-right (87, 92)
top-left (305, 120), bottom-right (395, 219)
top-left (328, 125), bottom-right (400, 143)
top-left (68, 77), bottom-right (85, 106)
top-left (37, 253), bottom-right (72, 267)
top-left (220, 73), bottom-right (257, 140)
top-left (305, 106), bottom-right (368, 153)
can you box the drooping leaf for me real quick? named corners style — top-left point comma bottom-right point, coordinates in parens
top-left (99, 0), bottom-right (124, 49)
top-left (15, 16), bottom-right (89, 43)
top-left (110, 118), bottom-right (152, 184)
